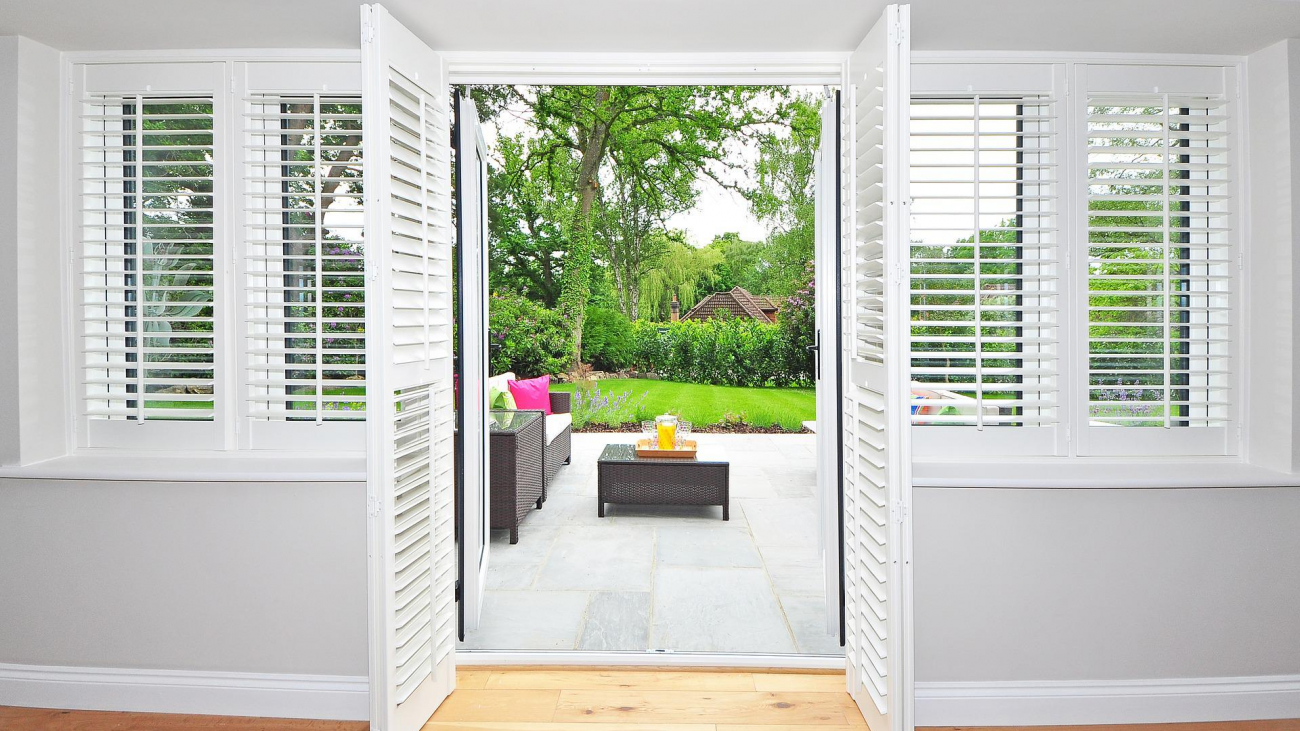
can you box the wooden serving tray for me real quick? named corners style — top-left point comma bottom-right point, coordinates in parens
top-left (635, 438), bottom-right (698, 459)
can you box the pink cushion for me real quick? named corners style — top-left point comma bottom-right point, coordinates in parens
top-left (507, 375), bottom-right (552, 415)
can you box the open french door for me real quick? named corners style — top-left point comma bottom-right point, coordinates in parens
top-left (455, 91), bottom-right (492, 633)
top-left (841, 5), bottom-right (913, 731)
top-left (362, 4), bottom-right (458, 730)
top-left (814, 91), bottom-right (844, 641)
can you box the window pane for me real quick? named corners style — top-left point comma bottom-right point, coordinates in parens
top-left (81, 96), bottom-right (216, 421)
top-left (245, 95), bottom-right (366, 422)
top-left (1085, 96), bottom-right (1232, 427)
top-left (908, 96), bottom-right (1059, 428)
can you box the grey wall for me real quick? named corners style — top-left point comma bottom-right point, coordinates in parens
top-left (0, 479), bottom-right (368, 676)
top-left (913, 486), bottom-right (1300, 682)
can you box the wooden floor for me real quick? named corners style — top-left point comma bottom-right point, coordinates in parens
top-left (4, 668), bottom-right (1300, 730)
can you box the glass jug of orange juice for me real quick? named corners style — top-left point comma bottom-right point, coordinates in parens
top-left (655, 415), bottom-right (678, 450)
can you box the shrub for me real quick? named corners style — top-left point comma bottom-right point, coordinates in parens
top-left (778, 261), bottom-right (816, 380)
top-left (581, 307), bottom-right (635, 372)
top-left (488, 290), bottom-right (573, 377)
top-left (569, 382), bottom-right (651, 429)
top-left (630, 316), bottom-right (813, 387)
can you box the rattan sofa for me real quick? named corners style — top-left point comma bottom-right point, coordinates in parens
top-left (486, 389), bottom-right (572, 543)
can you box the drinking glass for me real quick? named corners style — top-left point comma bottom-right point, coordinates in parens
top-left (676, 421), bottom-right (692, 448)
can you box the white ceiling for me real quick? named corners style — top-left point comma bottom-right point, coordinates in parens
top-left (1, 0), bottom-right (1298, 56)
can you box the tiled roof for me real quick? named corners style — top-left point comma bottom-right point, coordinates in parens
top-left (682, 287), bottom-right (779, 322)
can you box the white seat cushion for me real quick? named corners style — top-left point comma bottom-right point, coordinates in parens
top-left (544, 413), bottom-right (572, 444)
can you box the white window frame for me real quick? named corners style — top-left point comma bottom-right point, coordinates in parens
top-left (64, 52), bottom-right (365, 454)
top-left (1071, 62), bottom-right (1239, 458)
top-left (909, 61), bottom-right (1068, 459)
top-left (234, 61), bottom-right (367, 452)
top-left (910, 53), bottom-right (1246, 464)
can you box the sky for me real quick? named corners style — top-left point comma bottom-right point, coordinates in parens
top-left (479, 86), bottom-right (824, 248)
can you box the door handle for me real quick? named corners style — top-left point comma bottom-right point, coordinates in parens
top-left (808, 330), bottom-right (821, 380)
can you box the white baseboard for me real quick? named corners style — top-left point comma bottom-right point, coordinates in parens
top-left (0, 663), bottom-right (368, 721)
top-left (916, 675), bottom-right (1300, 726)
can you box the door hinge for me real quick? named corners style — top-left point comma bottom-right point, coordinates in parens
top-left (362, 20), bottom-right (375, 44)
top-left (890, 500), bottom-right (908, 524)
top-left (889, 22), bottom-right (906, 45)
top-left (367, 495), bottom-right (382, 517)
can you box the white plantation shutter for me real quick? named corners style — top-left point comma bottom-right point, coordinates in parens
top-left (1081, 80), bottom-right (1236, 455)
top-left (243, 94), bottom-right (367, 437)
top-left (908, 95), bottom-right (1059, 443)
top-left (362, 4), bottom-right (457, 729)
top-left (79, 92), bottom-right (220, 445)
top-left (842, 5), bottom-right (913, 731)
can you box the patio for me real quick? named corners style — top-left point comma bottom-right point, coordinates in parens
top-left (459, 432), bottom-right (841, 656)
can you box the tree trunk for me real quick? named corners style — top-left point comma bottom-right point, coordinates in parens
top-left (559, 86), bottom-right (615, 367)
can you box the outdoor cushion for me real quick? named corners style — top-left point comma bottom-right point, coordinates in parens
top-left (544, 413), bottom-right (572, 445)
top-left (508, 375), bottom-right (552, 414)
top-left (487, 372), bottom-right (518, 410)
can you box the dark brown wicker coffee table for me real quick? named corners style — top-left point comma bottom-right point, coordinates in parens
top-left (596, 443), bottom-right (729, 520)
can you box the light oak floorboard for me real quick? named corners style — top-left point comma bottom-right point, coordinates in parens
top-left (483, 670), bottom-right (756, 691)
top-left (429, 689), bottom-right (561, 724)
top-left (552, 690), bottom-right (849, 725)
top-left (457, 669), bottom-right (494, 690)
top-left (751, 673), bottom-right (848, 693)
top-left (423, 717), bottom-right (712, 723)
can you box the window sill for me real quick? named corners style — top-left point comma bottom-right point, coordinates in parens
top-left (913, 459), bottom-right (1300, 489)
top-left (0, 451), bottom-right (366, 483)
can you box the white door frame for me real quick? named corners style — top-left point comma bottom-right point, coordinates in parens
top-left (438, 51), bottom-right (861, 671)
top-left (455, 90), bottom-right (493, 634)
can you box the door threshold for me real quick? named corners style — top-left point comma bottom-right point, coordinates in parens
top-left (457, 650), bottom-right (846, 670)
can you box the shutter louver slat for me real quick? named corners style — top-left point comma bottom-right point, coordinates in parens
top-left (843, 8), bottom-right (909, 722)
top-left (244, 94), bottom-right (366, 424)
top-left (908, 96), bottom-right (1059, 429)
top-left (1085, 95), bottom-right (1232, 428)
top-left (81, 95), bottom-right (216, 422)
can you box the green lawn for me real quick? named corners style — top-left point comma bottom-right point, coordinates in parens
top-left (550, 378), bottom-right (815, 431)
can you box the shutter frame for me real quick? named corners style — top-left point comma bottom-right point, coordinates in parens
top-left (75, 64), bottom-right (226, 449)
top-left (240, 87), bottom-right (368, 449)
top-left (908, 93), bottom-right (1062, 457)
top-left (1074, 63), bottom-right (1238, 457)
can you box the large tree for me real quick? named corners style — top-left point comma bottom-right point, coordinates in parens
top-left (744, 94), bottom-right (822, 297)
top-left (487, 134), bottom-right (575, 307)
top-left (477, 84), bottom-right (789, 362)
top-left (595, 166), bottom-right (672, 320)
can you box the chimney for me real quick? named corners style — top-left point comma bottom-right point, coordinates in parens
top-left (670, 295), bottom-right (680, 322)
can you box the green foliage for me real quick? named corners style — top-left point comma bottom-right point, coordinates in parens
top-left (639, 239), bottom-right (727, 321)
top-left (630, 318), bottom-right (812, 387)
top-left (581, 307), bottom-right (636, 372)
top-left (778, 261), bottom-right (816, 379)
top-left (487, 135), bottom-right (575, 307)
top-left (487, 290), bottom-right (573, 377)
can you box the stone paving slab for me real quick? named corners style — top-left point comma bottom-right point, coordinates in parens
top-left (461, 433), bottom-right (843, 656)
